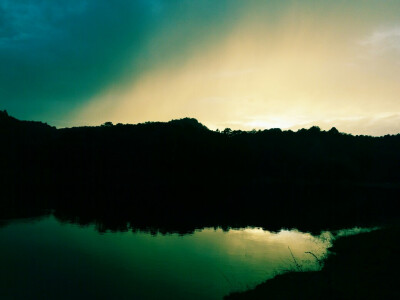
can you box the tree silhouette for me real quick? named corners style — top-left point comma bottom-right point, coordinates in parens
top-left (101, 121), bottom-right (113, 127)
top-left (0, 111), bottom-right (399, 234)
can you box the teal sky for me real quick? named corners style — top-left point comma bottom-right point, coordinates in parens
top-left (1, 1), bottom-right (400, 135)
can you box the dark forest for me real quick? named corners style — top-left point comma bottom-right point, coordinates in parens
top-left (1, 110), bottom-right (398, 234)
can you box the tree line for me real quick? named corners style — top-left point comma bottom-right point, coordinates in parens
top-left (1, 110), bottom-right (399, 233)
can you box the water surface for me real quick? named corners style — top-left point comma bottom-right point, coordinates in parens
top-left (0, 216), bottom-right (333, 299)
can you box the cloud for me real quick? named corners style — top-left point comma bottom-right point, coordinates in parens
top-left (0, 1), bottom-right (157, 119)
top-left (73, 2), bottom-right (400, 136)
top-left (0, 0), bottom-right (87, 44)
top-left (1, 0), bottom-right (400, 136)
top-left (0, 0), bottom-right (247, 122)
top-left (359, 26), bottom-right (400, 64)
top-left (361, 26), bottom-right (400, 50)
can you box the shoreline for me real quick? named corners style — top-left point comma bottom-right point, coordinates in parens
top-left (225, 226), bottom-right (400, 299)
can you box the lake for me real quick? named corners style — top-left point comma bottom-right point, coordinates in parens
top-left (0, 215), bottom-right (335, 299)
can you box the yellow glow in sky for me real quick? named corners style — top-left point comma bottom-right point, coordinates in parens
top-left (74, 2), bottom-right (400, 136)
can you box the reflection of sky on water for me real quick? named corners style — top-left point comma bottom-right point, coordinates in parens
top-left (0, 216), bottom-right (369, 299)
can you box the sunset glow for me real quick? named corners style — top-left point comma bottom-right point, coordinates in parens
top-left (2, 1), bottom-right (400, 135)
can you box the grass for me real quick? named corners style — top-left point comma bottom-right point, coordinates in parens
top-left (225, 225), bottom-right (400, 300)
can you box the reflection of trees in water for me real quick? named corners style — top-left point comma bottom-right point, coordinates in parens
top-left (1, 111), bottom-right (399, 233)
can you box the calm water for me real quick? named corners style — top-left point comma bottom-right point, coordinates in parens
top-left (0, 216), bottom-right (334, 299)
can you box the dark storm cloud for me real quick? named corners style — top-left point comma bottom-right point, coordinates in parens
top-left (0, 0), bottom-right (157, 118)
top-left (0, 0), bottom-right (242, 122)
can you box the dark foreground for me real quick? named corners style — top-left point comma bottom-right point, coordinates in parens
top-left (1, 110), bottom-right (400, 299)
top-left (226, 226), bottom-right (400, 300)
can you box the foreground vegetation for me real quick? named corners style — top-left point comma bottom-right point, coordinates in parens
top-left (226, 226), bottom-right (400, 299)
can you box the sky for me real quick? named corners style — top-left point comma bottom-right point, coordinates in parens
top-left (1, 0), bottom-right (400, 135)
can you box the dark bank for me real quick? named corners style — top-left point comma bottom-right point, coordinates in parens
top-left (1, 110), bottom-right (399, 232)
top-left (226, 226), bottom-right (400, 300)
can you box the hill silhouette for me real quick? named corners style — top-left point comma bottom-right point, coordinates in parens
top-left (1, 110), bottom-right (399, 233)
